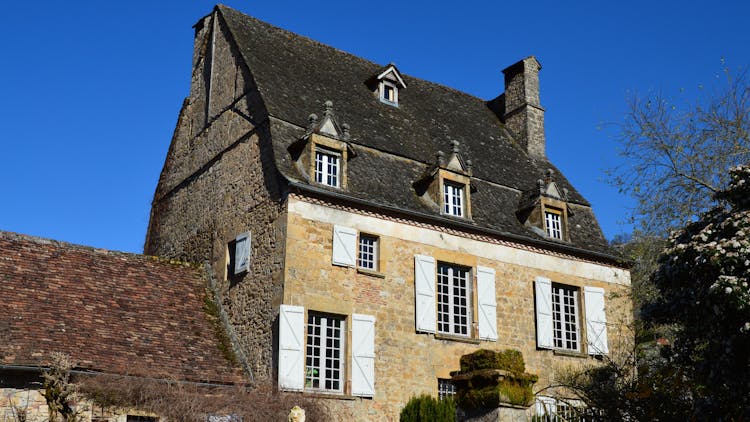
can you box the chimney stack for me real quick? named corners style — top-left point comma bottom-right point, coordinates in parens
top-left (502, 56), bottom-right (545, 159)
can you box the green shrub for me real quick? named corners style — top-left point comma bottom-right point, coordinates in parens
top-left (400, 394), bottom-right (455, 422)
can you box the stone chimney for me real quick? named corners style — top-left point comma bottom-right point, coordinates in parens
top-left (502, 56), bottom-right (545, 159)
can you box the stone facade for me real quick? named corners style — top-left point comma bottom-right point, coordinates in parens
top-left (145, 11), bottom-right (287, 382)
top-left (143, 6), bottom-right (632, 421)
top-left (280, 196), bottom-right (631, 420)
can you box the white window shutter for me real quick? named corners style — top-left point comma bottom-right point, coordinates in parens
top-left (332, 225), bottom-right (357, 267)
top-left (584, 286), bottom-right (609, 355)
top-left (414, 255), bottom-right (436, 333)
top-left (234, 232), bottom-right (251, 274)
top-left (278, 304), bottom-right (305, 391)
top-left (477, 266), bottom-right (498, 341)
top-left (351, 314), bottom-right (376, 397)
top-left (535, 276), bottom-right (553, 349)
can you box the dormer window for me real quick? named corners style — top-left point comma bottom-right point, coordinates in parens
top-left (368, 64), bottom-right (406, 107)
top-left (315, 148), bottom-right (340, 188)
top-left (545, 209), bottom-right (563, 239)
top-left (379, 81), bottom-right (398, 106)
top-left (443, 181), bottom-right (465, 217)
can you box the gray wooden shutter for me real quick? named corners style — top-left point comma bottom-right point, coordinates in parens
top-left (584, 286), bottom-right (609, 355)
top-left (234, 232), bottom-right (251, 274)
top-left (414, 255), bottom-right (436, 333)
top-left (535, 276), bottom-right (553, 349)
top-left (477, 266), bottom-right (498, 341)
top-left (278, 304), bottom-right (305, 391)
top-left (332, 225), bottom-right (357, 267)
top-left (351, 313), bottom-right (376, 397)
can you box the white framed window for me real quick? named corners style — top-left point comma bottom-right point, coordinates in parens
top-left (305, 312), bottom-right (345, 393)
top-left (443, 182), bottom-right (465, 217)
top-left (545, 210), bottom-right (562, 239)
top-left (552, 284), bottom-right (580, 351)
top-left (357, 234), bottom-right (378, 270)
top-left (535, 396), bottom-right (594, 421)
top-left (314, 149), bottom-right (340, 188)
top-left (379, 80), bottom-right (398, 106)
top-left (437, 263), bottom-right (471, 336)
top-left (438, 378), bottom-right (457, 400)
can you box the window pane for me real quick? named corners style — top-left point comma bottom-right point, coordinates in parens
top-left (437, 263), bottom-right (470, 336)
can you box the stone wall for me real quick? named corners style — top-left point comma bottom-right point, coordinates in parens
top-left (281, 195), bottom-right (631, 421)
top-left (144, 11), bottom-right (286, 382)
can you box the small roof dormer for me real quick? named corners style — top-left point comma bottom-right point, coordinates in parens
top-left (366, 64), bottom-right (407, 107)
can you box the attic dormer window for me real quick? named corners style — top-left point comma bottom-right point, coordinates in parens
top-left (379, 81), bottom-right (398, 106)
top-left (315, 148), bottom-right (340, 188)
top-left (545, 209), bottom-right (563, 239)
top-left (369, 64), bottom-right (406, 107)
top-left (443, 181), bottom-right (465, 217)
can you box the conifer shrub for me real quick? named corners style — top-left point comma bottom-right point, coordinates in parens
top-left (399, 394), bottom-right (455, 422)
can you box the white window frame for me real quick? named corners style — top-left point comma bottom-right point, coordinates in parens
top-left (305, 312), bottom-right (345, 393)
top-left (438, 378), bottom-right (457, 400)
top-left (357, 234), bottom-right (379, 270)
top-left (551, 284), bottom-right (581, 352)
top-left (443, 181), bottom-right (465, 217)
top-left (545, 210), bottom-right (562, 239)
top-left (379, 80), bottom-right (399, 106)
top-left (535, 396), bottom-right (593, 421)
top-left (437, 263), bottom-right (471, 337)
top-left (314, 149), bottom-right (341, 188)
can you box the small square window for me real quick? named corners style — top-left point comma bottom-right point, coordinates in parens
top-left (443, 182), bottom-right (465, 217)
top-left (545, 210), bottom-right (562, 239)
top-left (358, 234), bottom-right (379, 271)
top-left (438, 378), bottom-right (456, 400)
top-left (315, 149), bottom-right (340, 188)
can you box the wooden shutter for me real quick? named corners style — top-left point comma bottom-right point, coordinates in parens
top-left (278, 304), bottom-right (305, 391)
top-left (234, 232), bottom-right (251, 274)
top-left (477, 266), bottom-right (498, 341)
top-left (584, 286), bottom-right (609, 355)
top-left (332, 225), bottom-right (357, 267)
top-left (351, 314), bottom-right (376, 397)
top-left (414, 255), bottom-right (436, 333)
top-left (535, 276), bottom-right (553, 349)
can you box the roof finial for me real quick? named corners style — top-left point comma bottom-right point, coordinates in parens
top-left (466, 159), bottom-right (472, 174)
top-left (437, 151), bottom-right (445, 167)
top-left (308, 113), bottom-right (318, 129)
top-left (342, 123), bottom-right (351, 140)
top-left (545, 168), bottom-right (555, 183)
top-left (451, 140), bottom-right (460, 154)
top-left (324, 100), bottom-right (334, 117)
top-left (537, 179), bottom-right (545, 193)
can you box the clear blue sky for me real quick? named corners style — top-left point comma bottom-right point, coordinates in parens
top-left (2, 1), bottom-right (749, 253)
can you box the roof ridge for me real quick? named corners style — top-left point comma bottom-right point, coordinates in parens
top-left (0, 230), bottom-right (199, 268)
top-left (215, 4), bottom-right (499, 105)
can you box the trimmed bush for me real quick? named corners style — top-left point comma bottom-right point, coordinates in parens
top-left (400, 394), bottom-right (455, 422)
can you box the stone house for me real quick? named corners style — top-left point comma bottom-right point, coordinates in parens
top-left (0, 231), bottom-right (243, 421)
top-left (144, 5), bottom-right (632, 420)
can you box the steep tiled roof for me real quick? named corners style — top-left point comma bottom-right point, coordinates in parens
top-left (216, 6), bottom-right (614, 258)
top-left (0, 231), bottom-right (243, 384)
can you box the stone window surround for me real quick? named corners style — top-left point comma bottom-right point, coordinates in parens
top-left (357, 233), bottom-right (379, 271)
top-left (437, 169), bottom-right (472, 220)
top-left (540, 197), bottom-right (568, 242)
top-left (308, 133), bottom-right (349, 190)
